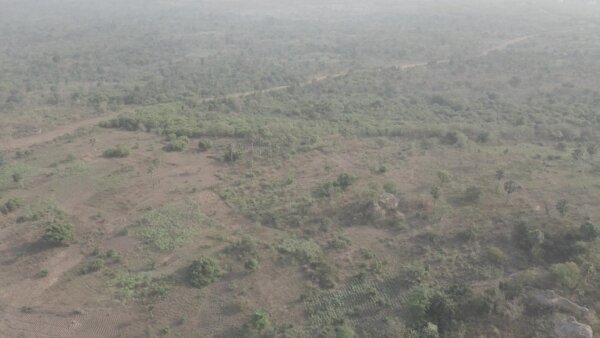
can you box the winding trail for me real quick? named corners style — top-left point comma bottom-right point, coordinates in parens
top-left (0, 35), bottom-right (533, 153)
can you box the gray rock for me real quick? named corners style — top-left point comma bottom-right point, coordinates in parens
top-left (552, 317), bottom-right (593, 338)
top-left (529, 289), bottom-right (589, 318)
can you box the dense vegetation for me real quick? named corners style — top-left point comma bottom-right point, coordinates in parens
top-left (1, 0), bottom-right (600, 337)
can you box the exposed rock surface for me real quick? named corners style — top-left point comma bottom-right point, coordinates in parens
top-left (367, 193), bottom-right (405, 222)
top-left (552, 316), bottom-right (593, 338)
top-left (529, 289), bottom-right (590, 318)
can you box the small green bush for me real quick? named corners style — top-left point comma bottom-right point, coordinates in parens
top-left (103, 145), bottom-right (130, 158)
top-left (0, 198), bottom-right (22, 215)
top-left (165, 136), bottom-right (189, 152)
top-left (486, 246), bottom-right (506, 264)
top-left (43, 222), bottom-right (74, 245)
top-left (188, 257), bottom-right (221, 288)
top-left (241, 310), bottom-right (272, 337)
top-left (462, 186), bottom-right (482, 204)
top-left (245, 258), bottom-right (259, 272)
top-left (198, 140), bottom-right (212, 152)
top-left (550, 262), bottom-right (581, 289)
top-left (80, 258), bottom-right (105, 274)
top-left (580, 221), bottom-right (600, 240)
top-left (224, 144), bottom-right (242, 162)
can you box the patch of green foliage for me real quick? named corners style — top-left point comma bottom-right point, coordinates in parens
top-left (135, 202), bottom-right (207, 251)
top-left (103, 145), bottom-right (130, 158)
top-left (188, 256), bottom-right (221, 288)
top-left (0, 198), bottom-right (22, 214)
top-left (110, 271), bottom-right (170, 301)
top-left (43, 222), bottom-right (74, 245)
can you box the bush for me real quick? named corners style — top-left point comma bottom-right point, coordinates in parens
top-left (462, 186), bottom-right (482, 204)
top-left (188, 257), bottom-right (221, 288)
top-left (224, 144), bottom-right (242, 162)
top-left (486, 246), bottom-right (506, 264)
top-left (197, 140), bottom-right (212, 152)
top-left (103, 145), bottom-right (130, 158)
top-left (245, 258), bottom-right (259, 272)
top-left (335, 324), bottom-right (357, 338)
top-left (165, 136), bottom-right (189, 152)
top-left (550, 262), bottom-right (581, 289)
top-left (0, 198), bottom-right (22, 215)
top-left (580, 221), bottom-right (600, 241)
top-left (43, 222), bottom-right (75, 244)
top-left (334, 173), bottom-right (356, 191)
top-left (241, 310), bottom-right (272, 337)
top-left (80, 258), bottom-right (105, 274)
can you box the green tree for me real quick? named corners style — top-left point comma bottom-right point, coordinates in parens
top-left (503, 180), bottom-right (519, 204)
top-left (430, 186), bottom-right (440, 206)
top-left (12, 172), bottom-right (24, 188)
top-left (437, 171), bottom-right (450, 186)
top-left (242, 310), bottom-right (272, 337)
top-left (335, 324), bottom-right (357, 338)
top-left (495, 169), bottom-right (504, 192)
top-left (198, 140), bottom-right (212, 152)
top-left (587, 144), bottom-right (598, 159)
top-left (334, 173), bottom-right (356, 191)
top-left (224, 144), bottom-right (242, 162)
top-left (572, 147), bottom-right (584, 161)
top-left (43, 223), bottom-right (74, 245)
top-left (188, 257), bottom-right (221, 288)
top-left (550, 262), bottom-right (581, 289)
top-left (556, 199), bottom-right (569, 217)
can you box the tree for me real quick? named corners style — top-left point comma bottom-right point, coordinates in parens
top-left (587, 144), bottom-right (598, 160)
top-left (188, 257), bottom-right (221, 288)
top-left (43, 223), bottom-right (74, 245)
top-left (495, 169), bottom-right (504, 192)
top-left (334, 173), bottom-right (356, 191)
top-left (335, 324), bottom-right (358, 338)
top-left (430, 186), bottom-right (440, 206)
top-left (437, 171), bottom-right (450, 186)
top-left (572, 147), bottom-right (584, 161)
top-left (503, 180), bottom-right (519, 204)
top-left (241, 310), bottom-right (272, 337)
top-left (12, 172), bottom-right (23, 188)
top-left (556, 199), bottom-right (569, 217)
top-left (224, 144), bottom-right (242, 162)
top-left (198, 140), bottom-right (212, 152)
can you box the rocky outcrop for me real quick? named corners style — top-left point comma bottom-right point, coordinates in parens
top-left (367, 193), bottom-right (405, 222)
top-left (552, 317), bottom-right (593, 338)
top-left (528, 289), bottom-right (590, 318)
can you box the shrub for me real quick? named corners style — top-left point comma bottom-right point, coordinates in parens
top-left (188, 257), bottom-right (221, 288)
top-left (229, 235), bottom-right (257, 256)
top-left (241, 310), bottom-right (272, 337)
top-left (335, 324), bottom-right (357, 338)
top-left (462, 186), bottom-right (482, 204)
top-left (334, 173), bottom-right (356, 191)
top-left (80, 258), bottom-right (106, 274)
top-left (556, 199), bottom-right (569, 217)
top-left (550, 262), bottom-right (581, 289)
top-left (43, 222), bottom-right (74, 245)
top-left (224, 144), bottom-right (242, 162)
top-left (486, 246), bottom-right (506, 264)
top-left (580, 221), bottom-right (600, 240)
top-left (103, 145), bottom-right (130, 158)
top-left (198, 140), bottom-right (212, 152)
top-left (0, 198), bottom-right (22, 215)
top-left (165, 136), bottom-right (189, 152)
top-left (245, 258), bottom-right (259, 272)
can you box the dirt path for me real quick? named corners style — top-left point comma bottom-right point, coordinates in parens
top-left (0, 35), bottom-right (533, 153)
top-left (0, 112), bottom-right (121, 152)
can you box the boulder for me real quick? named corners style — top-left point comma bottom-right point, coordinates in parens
top-left (552, 317), bottom-right (593, 338)
top-left (528, 289), bottom-right (589, 318)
